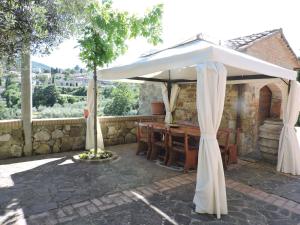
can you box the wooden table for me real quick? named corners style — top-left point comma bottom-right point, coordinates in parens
top-left (139, 122), bottom-right (201, 137)
top-left (138, 122), bottom-right (200, 172)
top-left (137, 122), bottom-right (233, 171)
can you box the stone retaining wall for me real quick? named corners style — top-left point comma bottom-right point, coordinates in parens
top-left (0, 115), bottom-right (164, 159)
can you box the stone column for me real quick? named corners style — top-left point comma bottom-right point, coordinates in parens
top-left (21, 48), bottom-right (32, 156)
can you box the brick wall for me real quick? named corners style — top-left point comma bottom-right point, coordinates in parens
top-left (243, 33), bottom-right (299, 70)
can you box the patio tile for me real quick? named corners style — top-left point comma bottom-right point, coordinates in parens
top-left (1, 144), bottom-right (300, 225)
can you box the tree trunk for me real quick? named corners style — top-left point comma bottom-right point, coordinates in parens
top-left (21, 42), bottom-right (32, 156)
top-left (93, 64), bottom-right (98, 156)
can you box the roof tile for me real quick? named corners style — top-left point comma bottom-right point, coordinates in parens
top-left (225, 29), bottom-right (281, 50)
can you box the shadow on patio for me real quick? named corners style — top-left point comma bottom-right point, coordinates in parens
top-left (0, 143), bottom-right (180, 224)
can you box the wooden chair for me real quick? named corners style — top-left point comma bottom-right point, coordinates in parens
top-left (184, 130), bottom-right (199, 172)
top-left (167, 129), bottom-right (199, 172)
top-left (217, 129), bottom-right (231, 170)
top-left (150, 126), bottom-right (168, 161)
top-left (136, 122), bottom-right (152, 159)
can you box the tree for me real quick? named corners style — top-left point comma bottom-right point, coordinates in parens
top-left (72, 87), bottom-right (87, 96)
top-left (78, 1), bottom-right (163, 155)
top-left (33, 85), bottom-right (60, 108)
top-left (0, 0), bottom-right (95, 63)
top-left (1, 83), bottom-right (21, 108)
top-left (0, 0), bottom-right (96, 154)
top-left (1, 72), bottom-right (21, 108)
top-left (103, 83), bottom-right (138, 115)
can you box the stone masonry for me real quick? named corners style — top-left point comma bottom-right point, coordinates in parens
top-left (0, 115), bottom-right (164, 159)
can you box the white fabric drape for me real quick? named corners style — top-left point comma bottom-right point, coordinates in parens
top-left (161, 83), bottom-right (180, 123)
top-left (193, 62), bottom-right (228, 219)
top-left (277, 80), bottom-right (300, 175)
top-left (86, 79), bottom-right (104, 150)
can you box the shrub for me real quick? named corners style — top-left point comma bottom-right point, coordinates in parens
top-left (103, 83), bottom-right (139, 116)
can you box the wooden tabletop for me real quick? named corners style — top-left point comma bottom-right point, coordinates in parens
top-left (139, 122), bottom-right (201, 137)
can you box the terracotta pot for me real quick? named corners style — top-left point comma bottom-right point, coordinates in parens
top-left (151, 101), bottom-right (165, 115)
top-left (84, 109), bottom-right (89, 118)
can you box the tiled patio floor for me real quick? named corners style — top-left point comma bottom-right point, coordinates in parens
top-left (0, 143), bottom-right (300, 225)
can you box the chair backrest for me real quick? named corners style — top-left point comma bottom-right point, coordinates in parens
top-left (137, 122), bottom-right (150, 141)
top-left (169, 128), bottom-right (186, 147)
top-left (151, 126), bottom-right (167, 143)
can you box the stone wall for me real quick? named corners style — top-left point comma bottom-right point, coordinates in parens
top-left (173, 83), bottom-right (239, 143)
top-left (173, 84), bottom-right (197, 123)
top-left (138, 82), bottom-right (163, 115)
top-left (32, 118), bottom-right (86, 155)
top-left (171, 80), bottom-right (288, 156)
top-left (0, 115), bottom-right (164, 159)
top-left (0, 120), bottom-right (24, 158)
top-left (101, 115), bottom-right (164, 146)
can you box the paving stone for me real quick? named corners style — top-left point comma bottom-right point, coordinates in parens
top-left (58, 215), bottom-right (78, 223)
top-left (72, 201), bottom-right (90, 208)
top-left (98, 204), bottom-right (116, 211)
top-left (62, 205), bottom-right (74, 215)
top-left (86, 204), bottom-right (99, 214)
top-left (2, 145), bottom-right (300, 225)
top-left (90, 198), bottom-right (103, 206)
top-left (76, 206), bottom-right (89, 217)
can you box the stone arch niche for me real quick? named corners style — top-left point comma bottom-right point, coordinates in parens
top-left (257, 82), bottom-right (284, 163)
top-left (258, 83), bottom-right (282, 125)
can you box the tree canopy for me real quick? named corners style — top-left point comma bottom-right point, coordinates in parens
top-left (78, 1), bottom-right (163, 69)
top-left (0, 0), bottom-right (95, 64)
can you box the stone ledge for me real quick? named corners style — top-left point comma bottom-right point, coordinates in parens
top-left (99, 115), bottom-right (164, 123)
top-left (0, 115), bottom-right (164, 130)
top-left (33, 118), bottom-right (85, 126)
top-left (0, 119), bottom-right (22, 129)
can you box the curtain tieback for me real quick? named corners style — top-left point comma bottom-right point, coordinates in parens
top-left (201, 133), bottom-right (216, 139)
top-left (283, 124), bottom-right (294, 129)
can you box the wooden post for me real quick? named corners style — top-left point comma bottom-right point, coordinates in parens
top-left (93, 64), bottom-right (98, 156)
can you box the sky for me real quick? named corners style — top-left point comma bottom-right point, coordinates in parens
top-left (32, 0), bottom-right (300, 69)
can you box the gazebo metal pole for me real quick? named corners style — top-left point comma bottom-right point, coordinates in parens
top-left (167, 70), bottom-right (172, 100)
top-left (93, 65), bottom-right (98, 155)
top-left (288, 80), bottom-right (291, 93)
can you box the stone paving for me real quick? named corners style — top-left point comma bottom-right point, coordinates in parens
top-left (0, 143), bottom-right (300, 225)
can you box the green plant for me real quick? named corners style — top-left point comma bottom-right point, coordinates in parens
top-left (79, 149), bottom-right (113, 160)
top-left (103, 83), bottom-right (139, 115)
top-left (72, 87), bottom-right (87, 96)
top-left (34, 102), bottom-right (85, 118)
top-left (33, 85), bottom-right (60, 108)
top-left (78, 0), bottom-right (163, 154)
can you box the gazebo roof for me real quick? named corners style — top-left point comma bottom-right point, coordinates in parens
top-left (98, 38), bottom-right (297, 82)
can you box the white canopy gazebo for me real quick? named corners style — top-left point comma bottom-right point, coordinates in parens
top-left (98, 38), bottom-right (300, 218)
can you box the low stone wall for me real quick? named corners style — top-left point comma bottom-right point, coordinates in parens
top-left (101, 115), bottom-right (164, 146)
top-left (0, 115), bottom-right (164, 159)
top-left (32, 118), bottom-right (86, 155)
top-left (0, 120), bottom-right (24, 159)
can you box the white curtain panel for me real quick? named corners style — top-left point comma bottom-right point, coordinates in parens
top-left (86, 79), bottom-right (104, 150)
top-left (277, 80), bottom-right (300, 175)
top-left (193, 62), bottom-right (228, 219)
top-left (161, 83), bottom-right (180, 123)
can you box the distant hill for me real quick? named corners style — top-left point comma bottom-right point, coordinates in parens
top-left (32, 61), bottom-right (51, 72)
